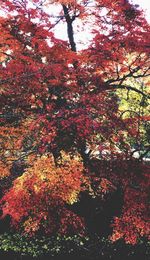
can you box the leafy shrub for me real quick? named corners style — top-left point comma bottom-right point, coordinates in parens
top-left (0, 233), bottom-right (149, 259)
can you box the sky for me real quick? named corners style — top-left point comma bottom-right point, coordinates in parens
top-left (131, 0), bottom-right (150, 20)
top-left (51, 0), bottom-right (150, 50)
top-left (0, 0), bottom-right (150, 50)
top-left (132, 0), bottom-right (150, 11)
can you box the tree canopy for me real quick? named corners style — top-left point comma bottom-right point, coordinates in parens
top-left (0, 0), bottom-right (150, 246)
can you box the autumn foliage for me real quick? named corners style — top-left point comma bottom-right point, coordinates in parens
top-left (0, 0), bottom-right (150, 246)
top-left (1, 152), bottom-right (85, 235)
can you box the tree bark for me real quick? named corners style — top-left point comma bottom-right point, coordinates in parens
top-left (62, 5), bottom-right (76, 52)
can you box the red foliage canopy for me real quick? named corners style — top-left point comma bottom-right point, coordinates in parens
top-left (0, 0), bottom-right (149, 243)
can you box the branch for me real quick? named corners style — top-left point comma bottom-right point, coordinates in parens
top-left (62, 4), bottom-right (76, 52)
top-left (119, 110), bottom-right (140, 118)
top-left (108, 84), bottom-right (150, 99)
top-left (106, 64), bottom-right (150, 85)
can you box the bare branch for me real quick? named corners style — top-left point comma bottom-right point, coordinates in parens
top-left (108, 84), bottom-right (150, 98)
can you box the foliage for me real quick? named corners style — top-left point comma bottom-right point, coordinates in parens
top-left (117, 77), bottom-right (150, 150)
top-left (0, 232), bottom-right (149, 259)
top-left (0, 0), bottom-right (150, 246)
top-left (1, 152), bottom-right (86, 235)
top-left (110, 173), bottom-right (150, 245)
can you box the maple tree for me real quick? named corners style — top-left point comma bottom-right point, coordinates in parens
top-left (0, 0), bottom-right (150, 245)
top-left (1, 152), bottom-right (86, 235)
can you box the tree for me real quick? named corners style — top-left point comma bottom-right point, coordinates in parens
top-left (0, 0), bottom-right (150, 244)
top-left (117, 77), bottom-right (150, 159)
